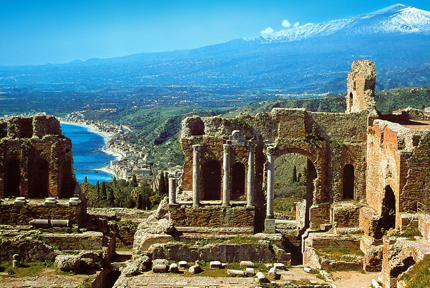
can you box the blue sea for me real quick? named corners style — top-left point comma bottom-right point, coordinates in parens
top-left (61, 123), bottom-right (115, 184)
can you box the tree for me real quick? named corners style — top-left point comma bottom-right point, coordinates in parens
top-left (101, 182), bottom-right (107, 202)
top-left (96, 180), bottom-right (100, 200)
top-left (158, 172), bottom-right (168, 196)
top-left (292, 166), bottom-right (297, 183)
top-left (100, 182), bottom-right (107, 201)
top-left (136, 193), bottom-right (143, 209)
top-left (131, 174), bottom-right (138, 187)
top-left (84, 176), bottom-right (88, 183)
top-left (109, 187), bottom-right (115, 206)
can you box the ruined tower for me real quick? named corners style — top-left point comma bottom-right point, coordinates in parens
top-left (346, 60), bottom-right (376, 113)
top-left (0, 115), bottom-right (77, 199)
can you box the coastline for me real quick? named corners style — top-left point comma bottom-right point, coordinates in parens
top-left (60, 120), bottom-right (113, 144)
top-left (60, 120), bottom-right (123, 162)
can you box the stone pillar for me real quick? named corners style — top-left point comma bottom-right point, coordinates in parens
top-left (247, 143), bottom-right (255, 209)
top-left (169, 175), bottom-right (177, 205)
top-left (192, 144), bottom-right (201, 207)
top-left (266, 145), bottom-right (276, 219)
top-left (222, 144), bottom-right (231, 207)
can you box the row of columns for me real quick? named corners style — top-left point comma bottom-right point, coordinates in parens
top-left (190, 143), bottom-right (255, 209)
top-left (178, 143), bottom-right (275, 220)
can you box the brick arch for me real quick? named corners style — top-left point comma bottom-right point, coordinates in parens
top-left (274, 144), bottom-right (325, 203)
top-left (272, 147), bottom-right (320, 234)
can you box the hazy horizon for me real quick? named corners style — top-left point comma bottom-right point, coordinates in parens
top-left (2, 0), bottom-right (430, 66)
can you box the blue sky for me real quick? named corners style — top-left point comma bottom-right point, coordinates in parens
top-left (1, 0), bottom-right (430, 66)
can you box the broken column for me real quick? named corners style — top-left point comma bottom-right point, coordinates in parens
top-left (247, 142), bottom-right (255, 209)
top-left (222, 144), bottom-right (231, 207)
top-left (168, 175), bottom-right (177, 205)
top-left (192, 144), bottom-right (201, 208)
top-left (266, 145), bottom-right (276, 219)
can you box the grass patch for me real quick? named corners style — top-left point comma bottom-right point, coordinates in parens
top-left (0, 261), bottom-right (55, 278)
top-left (391, 227), bottom-right (422, 239)
top-left (400, 254), bottom-right (430, 288)
top-left (180, 235), bottom-right (262, 247)
top-left (316, 246), bottom-right (364, 262)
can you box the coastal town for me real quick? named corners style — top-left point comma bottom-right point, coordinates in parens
top-left (61, 111), bottom-right (154, 183)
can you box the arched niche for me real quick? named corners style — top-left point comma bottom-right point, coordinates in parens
top-left (231, 162), bottom-right (245, 200)
top-left (202, 160), bottom-right (221, 200)
top-left (342, 164), bottom-right (355, 200)
top-left (29, 158), bottom-right (50, 198)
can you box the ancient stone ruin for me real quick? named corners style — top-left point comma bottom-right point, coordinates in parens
top-left (162, 60), bottom-right (430, 287)
top-left (0, 115), bottom-right (77, 199)
top-left (4, 61), bottom-right (430, 287)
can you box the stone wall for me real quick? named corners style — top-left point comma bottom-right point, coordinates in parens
top-left (169, 205), bottom-right (255, 228)
top-left (146, 242), bottom-right (291, 263)
top-left (40, 231), bottom-right (104, 250)
top-left (0, 199), bottom-right (86, 226)
top-left (0, 115), bottom-right (78, 199)
top-left (346, 60), bottom-right (376, 113)
top-left (179, 105), bottom-right (371, 230)
top-left (0, 238), bottom-right (56, 263)
top-left (365, 118), bottom-right (430, 233)
top-left (332, 202), bottom-right (361, 228)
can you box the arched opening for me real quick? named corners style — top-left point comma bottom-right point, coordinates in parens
top-left (342, 164), bottom-right (355, 200)
top-left (29, 158), bottom-right (50, 198)
top-left (391, 256), bottom-right (416, 278)
top-left (190, 118), bottom-right (205, 136)
top-left (231, 162), bottom-right (245, 200)
top-left (202, 160), bottom-right (221, 200)
top-left (60, 160), bottom-right (74, 198)
top-left (5, 159), bottom-right (20, 197)
top-left (375, 185), bottom-right (396, 238)
top-left (274, 153), bottom-right (317, 265)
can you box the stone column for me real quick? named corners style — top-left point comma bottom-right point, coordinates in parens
top-left (247, 143), bottom-right (255, 209)
top-left (222, 144), bottom-right (231, 207)
top-left (266, 145), bottom-right (276, 219)
top-left (192, 144), bottom-right (201, 207)
top-left (168, 175), bottom-right (177, 205)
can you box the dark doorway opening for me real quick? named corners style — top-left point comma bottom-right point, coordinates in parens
top-left (231, 162), bottom-right (245, 200)
top-left (202, 160), bottom-right (221, 200)
top-left (5, 159), bottom-right (20, 197)
top-left (29, 158), bottom-right (50, 198)
top-left (375, 185), bottom-right (396, 238)
top-left (60, 160), bottom-right (74, 198)
top-left (343, 164), bottom-right (355, 200)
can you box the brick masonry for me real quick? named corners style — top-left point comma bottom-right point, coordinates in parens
top-left (169, 205), bottom-right (255, 227)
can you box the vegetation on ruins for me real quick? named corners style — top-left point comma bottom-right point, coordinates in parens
top-left (80, 176), bottom-right (160, 209)
top-left (400, 253), bottom-right (430, 288)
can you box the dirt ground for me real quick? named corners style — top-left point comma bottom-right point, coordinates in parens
top-left (0, 265), bottom-right (380, 288)
top-left (0, 268), bottom-right (97, 288)
top-left (113, 266), bottom-right (380, 287)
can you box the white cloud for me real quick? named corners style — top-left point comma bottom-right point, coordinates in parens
top-left (294, 22), bottom-right (300, 27)
top-left (260, 27), bottom-right (274, 35)
top-left (282, 19), bottom-right (291, 28)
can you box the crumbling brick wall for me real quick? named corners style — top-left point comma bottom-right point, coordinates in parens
top-left (169, 205), bottom-right (255, 227)
top-left (0, 115), bottom-right (78, 199)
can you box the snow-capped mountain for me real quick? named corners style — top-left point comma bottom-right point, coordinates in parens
top-left (248, 4), bottom-right (430, 43)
